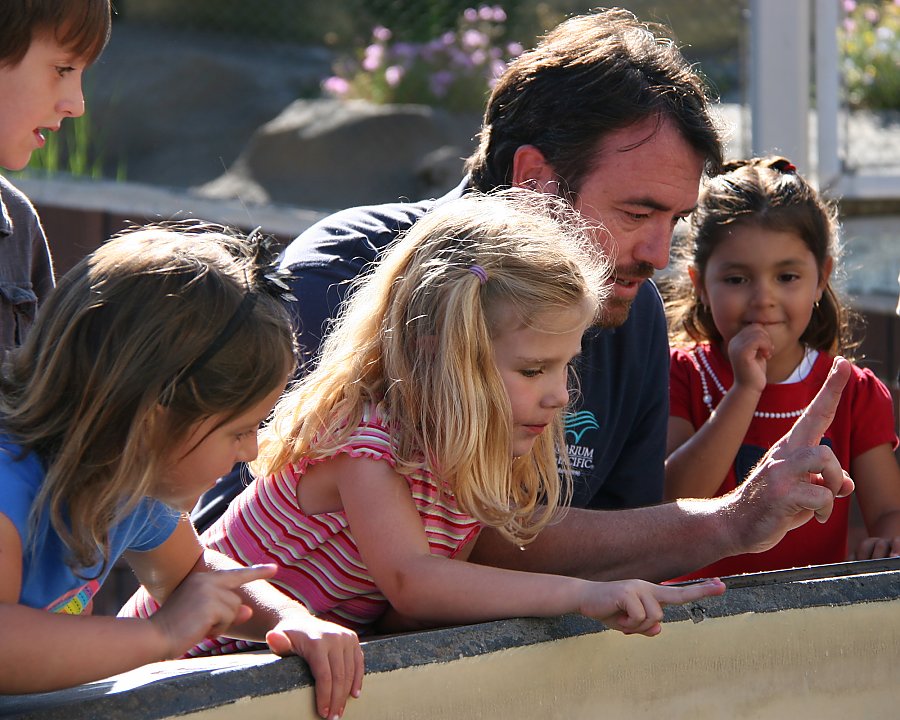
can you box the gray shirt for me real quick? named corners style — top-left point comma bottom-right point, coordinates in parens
top-left (0, 175), bottom-right (54, 349)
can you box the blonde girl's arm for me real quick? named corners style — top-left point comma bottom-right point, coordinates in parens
top-left (665, 330), bottom-right (770, 500)
top-left (126, 519), bottom-right (363, 720)
top-left (849, 444), bottom-right (900, 559)
top-left (329, 454), bottom-right (724, 631)
top-left (0, 511), bottom-right (173, 693)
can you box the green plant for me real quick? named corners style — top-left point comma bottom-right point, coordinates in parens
top-left (14, 109), bottom-right (124, 181)
top-left (840, 0), bottom-right (900, 110)
top-left (322, 5), bottom-right (523, 113)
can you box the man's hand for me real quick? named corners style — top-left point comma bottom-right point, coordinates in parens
top-left (723, 356), bottom-right (854, 556)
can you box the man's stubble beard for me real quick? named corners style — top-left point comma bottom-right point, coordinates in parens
top-left (595, 296), bottom-right (633, 329)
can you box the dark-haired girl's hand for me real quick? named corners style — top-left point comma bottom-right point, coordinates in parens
top-left (147, 563), bottom-right (277, 659)
top-left (727, 323), bottom-right (772, 394)
top-left (852, 534), bottom-right (900, 560)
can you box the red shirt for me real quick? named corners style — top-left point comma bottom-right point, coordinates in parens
top-left (670, 344), bottom-right (897, 579)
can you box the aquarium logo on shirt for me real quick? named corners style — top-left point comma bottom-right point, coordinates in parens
top-left (564, 410), bottom-right (599, 444)
top-left (561, 410), bottom-right (599, 476)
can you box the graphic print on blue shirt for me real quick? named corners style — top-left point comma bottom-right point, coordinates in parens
top-left (46, 579), bottom-right (100, 614)
top-left (735, 437), bottom-right (834, 485)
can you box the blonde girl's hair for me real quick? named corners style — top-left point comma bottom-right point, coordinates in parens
top-left (255, 188), bottom-right (611, 545)
top-left (666, 156), bottom-right (859, 357)
top-left (0, 223), bottom-right (297, 575)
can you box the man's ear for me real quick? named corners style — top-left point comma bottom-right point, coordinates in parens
top-left (511, 145), bottom-right (559, 191)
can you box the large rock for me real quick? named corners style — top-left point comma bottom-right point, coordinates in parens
top-left (84, 24), bottom-right (333, 188)
top-left (197, 99), bottom-right (481, 210)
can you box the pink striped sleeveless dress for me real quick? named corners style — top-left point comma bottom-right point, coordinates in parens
top-left (129, 404), bottom-right (483, 655)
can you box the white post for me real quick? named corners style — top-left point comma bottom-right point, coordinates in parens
top-left (814, 0), bottom-right (842, 194)
top-left (750, 0), bottom-right (811, 172)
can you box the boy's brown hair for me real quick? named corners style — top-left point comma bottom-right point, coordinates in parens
top-left (0, 0), bottom-right (111, 68)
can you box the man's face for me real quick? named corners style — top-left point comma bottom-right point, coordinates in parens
top-left (570, 117), bottom-right (706, 327)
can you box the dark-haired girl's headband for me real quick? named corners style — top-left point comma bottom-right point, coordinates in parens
top-left (173, 227), bottom-right (296, 388)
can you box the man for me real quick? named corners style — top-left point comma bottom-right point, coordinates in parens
top-left (194, 8), bottom-right (853, 583)
top-left (282, 9), bottom-right (717, 511)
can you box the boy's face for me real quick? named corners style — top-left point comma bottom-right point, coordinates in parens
top-left (0, 33), bottom-right (86, 171)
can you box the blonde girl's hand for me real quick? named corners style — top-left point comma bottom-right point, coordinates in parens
top-left (580, 578), bottom-right (725, 637)
top-left (727, 324), bottom-right (772, 394)
top-left (852, 535), bottom-right (900, 560)
top-left (267, 614), bottom-right (364, 720)
top-left (148, 563), bottom-right (278, 659)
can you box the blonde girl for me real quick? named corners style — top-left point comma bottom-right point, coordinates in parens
top-left (665, 157), bottom-right (900, 579)
top-left (0, 225), bottom-right (363, 720)
top-left (126, 189), bottom-right (725, 645)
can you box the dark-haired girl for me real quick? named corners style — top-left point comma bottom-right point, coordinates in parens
top-left (665, 157), bottom-right (900, 578)
top-left (0, 225), bottom-right (362, 719)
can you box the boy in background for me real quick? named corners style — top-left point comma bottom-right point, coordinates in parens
top-left (0, 0), bottom-right (111, 349)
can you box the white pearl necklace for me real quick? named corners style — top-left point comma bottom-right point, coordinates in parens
top-left (692, 346), bottom-right (807, 419)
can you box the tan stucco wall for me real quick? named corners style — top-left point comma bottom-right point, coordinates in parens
top-left (186, 598), bottom-right (900, 720)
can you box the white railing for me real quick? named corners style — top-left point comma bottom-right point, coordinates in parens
top-left (749, 0), bottom-right (900, 200)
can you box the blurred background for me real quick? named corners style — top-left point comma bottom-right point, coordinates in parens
top-left (15, 0), bottom-right (900, 191)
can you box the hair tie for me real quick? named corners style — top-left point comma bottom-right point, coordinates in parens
top-left (247, 226), bottom-right (297, 303)
top-left (773, 159), bottom-right (797, 174)
top-left (469, 264), bottom-right (488, 284)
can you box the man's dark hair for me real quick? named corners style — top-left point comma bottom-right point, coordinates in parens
top-left (465, 8), bottom-right (723, 194)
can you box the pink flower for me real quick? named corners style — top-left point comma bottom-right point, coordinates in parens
top-left (470, 48), bottom-right (487, 66)
top-left (479, 5), bottom-right (506, 22)
top-left (384, 65), bottom-right (405, 87)
top-left (325, 4), bottom-right (516, 111)
top-left (372, 26), bottom-right (392, 43)
top-left (362, 44), bottom-right (384, 72)
top-left (462, 29), bottom-right (489, 50)
top-left (322, 76), bottom-right (350, 97)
